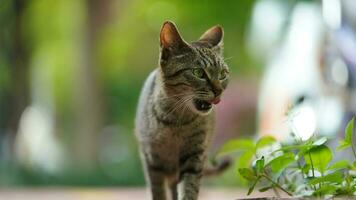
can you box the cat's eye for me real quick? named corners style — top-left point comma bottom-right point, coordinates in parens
top-left (192, 68), bottom-right (205, 78)
top-left (219, 70), bottom-right (228, 80)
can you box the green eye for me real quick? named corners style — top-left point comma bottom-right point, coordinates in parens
top-left (219, 70), bottom-right (228, 80)
top-left (192, 68), bottom-right (205, 78)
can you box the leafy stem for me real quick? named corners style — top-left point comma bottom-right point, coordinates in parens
top-left (261, 174), bottom-right (293, 196)
top-left (263, 169), bottom-right (280, 197)
top-left (307, 151), bottom-right (317, 192)
top-left (351, 142), bottom-right (356, 160)
top-left (297, 160), bottom-right (306, 179)
top-left (228, 116), bottom-right (355, 198)
top-left (271, 186), bottom-right (281, 198)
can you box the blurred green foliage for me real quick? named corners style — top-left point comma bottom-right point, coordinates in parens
top-left (0, 0), bottom-right (263, 186)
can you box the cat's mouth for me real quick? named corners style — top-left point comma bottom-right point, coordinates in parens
top-left (193, 99), bottom-right (212, 112)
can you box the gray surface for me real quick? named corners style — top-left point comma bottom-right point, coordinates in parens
top-left (0, 187), bottom-right (280, 200)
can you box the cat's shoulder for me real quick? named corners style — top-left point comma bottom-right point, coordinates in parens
top-left (137, 68), bottom-right (158, 104)
top-left (143, 68), bottom-right (158, 94)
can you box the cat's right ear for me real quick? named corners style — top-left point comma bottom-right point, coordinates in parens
top-left (199, 25), bottom-right (224, 55)
top-left (160, 21), bottom-right (190, 61)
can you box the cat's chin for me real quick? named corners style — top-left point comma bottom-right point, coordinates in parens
top-left (195, 109), bottom-right (212, 116)
top-left (189, 99), bottom-right (213, 115)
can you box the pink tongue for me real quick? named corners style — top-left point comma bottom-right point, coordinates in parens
top-left (211, 98), bottom-right (221, 105)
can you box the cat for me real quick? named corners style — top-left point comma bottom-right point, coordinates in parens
top-left (135, 21), bottom-right (229, 200)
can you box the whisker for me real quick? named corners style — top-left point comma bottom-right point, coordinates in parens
top-left (178, 103), bottom-right (188, 127)
top-left (224, 56), bottom-right (233, 61)
top-left (168, 95), bottom-right (194, 116)
top-left (195, 92), bottom-right (210, 98)
top-left (177, 96), bottom-right (194, 126)
top-left (165, 96), bottom-right (191, 116)
top-left (166, 98), bottom-right (184, 114)
top-left (195, 93), bottom-right (209, 96)
top-left (156, 93), bottom-right (194, 100)
top-left (195, 91), bottom-right (209, 94)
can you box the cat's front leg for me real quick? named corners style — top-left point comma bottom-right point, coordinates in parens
top-left (178, 153), bottom-right (205, 200)
top-left (146, 165), bottom-right (167, 200)
top-left (178, 173), bottom-right (201, 200)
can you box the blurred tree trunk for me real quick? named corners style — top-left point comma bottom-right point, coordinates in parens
top-left (5, 0), bottom-right (30, 151)
top-left (72, 0), bottom-right (112, 169)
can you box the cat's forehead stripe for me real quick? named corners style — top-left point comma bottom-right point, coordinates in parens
top-left (195, 47), bottom-right (221, 69)
top-left (198, 56), bottom-right (209, 67)
top-left (195, 48), bottom-right (210, 67)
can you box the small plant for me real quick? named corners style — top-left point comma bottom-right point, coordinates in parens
top-left (219, 117), bottom-right (356, 198)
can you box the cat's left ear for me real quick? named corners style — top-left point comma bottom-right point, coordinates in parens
top-left (199, 25), bottom-right (224, 53)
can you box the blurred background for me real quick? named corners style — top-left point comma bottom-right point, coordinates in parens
top-left (0, 0), bottom-right (356, 195)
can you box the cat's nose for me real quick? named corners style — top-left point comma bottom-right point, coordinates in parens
top-left (212, 87), bottom-right (222, 97)
top-left (211, 80), bottom-right (223, 98)
top-left (211, 89), bottom-right (222, 104)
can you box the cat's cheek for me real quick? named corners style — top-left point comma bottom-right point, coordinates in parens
top-left (187, 100), bottom-right (196, 112)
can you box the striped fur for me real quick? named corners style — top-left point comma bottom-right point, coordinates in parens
top-left (135, 21), bottom-right (229, 200)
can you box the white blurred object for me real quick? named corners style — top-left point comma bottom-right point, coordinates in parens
top-left (247, 0), bottom-right (288, 61)
top-left (330, 58), bottom-right (349, 86)
top-left (256, 142), bottom-right (282, 164)
top-left (316, 97), bottom-right (344, 136)
top-left (322, 0), bottom-right (341, 29)
top-left (290, 97), bottom-right (343, 139)
top-left (15, 105), bottom-right (64, 174)
top-left (257, 2), bottom-right (345, 141)
top-left (14, 50), bottom-right (64, 174)
top-left (290, 103), bottom-right (317, 141)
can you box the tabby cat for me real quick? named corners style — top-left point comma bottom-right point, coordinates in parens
top-left (135, 21), bottom-right (229, 200)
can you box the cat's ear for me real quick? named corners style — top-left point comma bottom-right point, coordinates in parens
top-left (199, 25), bottom-right (224, 53)
top-left (160, 21), bottom-right (189, 51)
top-left (159, 21), bottom-right (191, 64)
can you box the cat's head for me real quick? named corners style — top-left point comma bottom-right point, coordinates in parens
top-left (159, 21), bottom-right (229, 115)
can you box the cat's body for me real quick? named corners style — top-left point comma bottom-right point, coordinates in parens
top-left (136, 69), bottom-right (214, 200)
top-left (135, 21), bottom-right (229, 200)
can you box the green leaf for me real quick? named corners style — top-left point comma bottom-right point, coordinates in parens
top-left (312, 184), bottom-right (338, 196)
top-left (302, 164), bottom-right (311, 174)
top-left (337, 140), bottom-right (351, 151)
top-left (308, 171), bottom-right (343, 185)
top-left (304, 139), bottom-right (315, 148)
top-left (247, 176), bottom-right (260, 195)
top-left (237, 151), bottom-right (255, 169)
top-left (255, 157), bottom-right (265, 174)
top-left (219, 139), bottom-right (255, 155)
top-left (256, 136), bottom-right (276, 149)
top-left (312, 137), bottom-right (327, 146)
top-left (238, 168), bottom-right (257, 181)
top-left (305, 145), bottom-right (332, 173)
top-left (259, 185), bottom-right (273, 192)
top-left (235, 151), bottom-right (255, 184)
top-left (296, 146), bottom-right (310, 160)
top-left (345, 117), bottom-right (354, 143)
top-left (328, 160), bottom-right (349, 171)
top-left (274, 144), bottom-right (304, 152)
top-left (268, 152), bottom-right (295, 173)
top-left (297, 139), bottom-right (317, 159)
